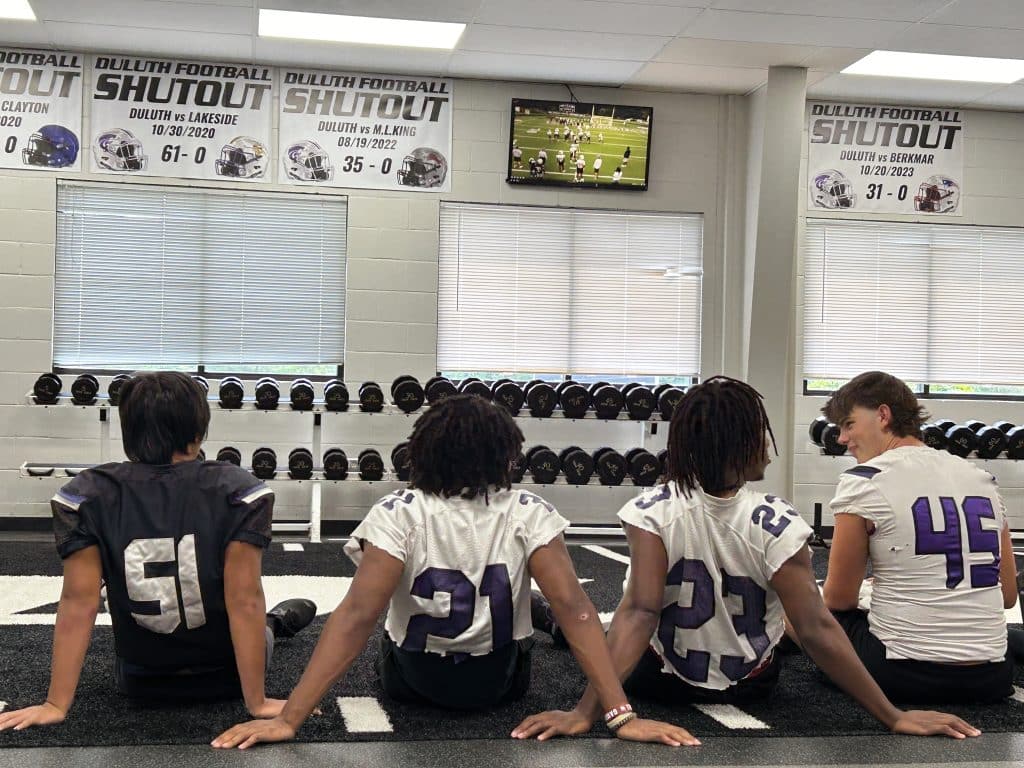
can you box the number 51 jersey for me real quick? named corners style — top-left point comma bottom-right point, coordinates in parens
top-left (619, 483), bottom-right (812, 690)
top-left (345, 488), bottom-right (569, 656)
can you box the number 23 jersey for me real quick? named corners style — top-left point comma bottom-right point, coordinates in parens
top-left (619, 483), bottom-right (812, 690)
top-left (344, 488), bottom-right (569, 656)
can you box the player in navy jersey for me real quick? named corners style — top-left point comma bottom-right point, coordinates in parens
top-left (514, 377), bottom-right (979, 741)
top-left (821, 371), bottom-right (1017, 702)
top-left (213, 395), bottom-right (696, 749)
top-left (0, 372), bottom-right (315, 732)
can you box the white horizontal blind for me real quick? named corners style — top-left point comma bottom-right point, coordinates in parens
top-left (55, 182), bottom-right (347, 369)
top-left (803, 218), bottom-right (1024, 385)
top-left (438, 203), bottom-right (702, 377)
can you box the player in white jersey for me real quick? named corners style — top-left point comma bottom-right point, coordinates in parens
top-left (821, 371), bottom-right (1017, 703)
top-left (511, 146), bottom-right (523, 168)
top-left (215, 395), bottom-right (695, 749)
top-left (514, 377), bottom-right (979, 742)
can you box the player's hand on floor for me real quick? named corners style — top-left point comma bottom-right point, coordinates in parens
top-left (211, 717), bottom-right (296, 749)
top-left (248, 698), bottom-right (288, 719)
top-left (615, 717), bottom-right (701, 746)
top-left (511, 709), bottom-right (592, 740)
top-left (0, 702), bottom-right (66, 731)
top-left (891, 710), bottom-right (981, 739)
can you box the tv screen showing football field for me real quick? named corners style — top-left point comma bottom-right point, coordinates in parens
top-left (506, 98), bottom-right (652, 191)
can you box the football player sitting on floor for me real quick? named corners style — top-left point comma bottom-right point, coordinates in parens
top-left (213, 395), bottom-right (696, 749)
top-left (0, 372), bottom-right (315, 732)
top-left (514, 377), bottom-right (979, 742)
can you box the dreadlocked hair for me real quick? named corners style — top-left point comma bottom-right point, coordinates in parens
top-left (407, 393), bottom-right (524, 501)
top-left (667, 376), bottom-right (777, 496)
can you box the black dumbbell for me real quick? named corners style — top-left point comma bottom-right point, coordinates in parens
top-left (391, 442), bottom-right (411, 481)
top-left (944, 424), bottom-right (978, 458)
top-left (992, 420), bottom-right (1016, 434)
top-left (590, 382), bottom-right (624, 420)
top-left (255, 377), bottom-right (280, 410)
top-left (192, 375), bottom-right (209, 394)
top-left (524, 380), bottom-right (557, 418)
top-left (324, 379), bottom-right (350, 412)
top-left (511, 452), bottom-right (527, 483)
top-left (323, 448), bottom-right (349, 480)
top-left (358, 448), bottom-right (385, 480)
top-left (359, 381), bottom-right (384, 413)
top-left (556, 380), bottom-right (590, 419)
top-left (424, 375), bottom-right (457, 404)
top-left (1006, 427), bottom-right (1024, 460)
top-left (625, 448), bottom-right (660, 487)
top-left (593, 447), bottom-right (627, 486)
top-left (32, 372), bottom-right (62, 404)
top-left (458, 377), bottom-right (491, 400)
top-left (216, 446), bottom-right (242, 466)
top-left (975, 425), bottom-right (1008, 459)
top-left (964, 419), bottom-right (987, 434)
top-left (933, 418), bottom-right (956, 435)
top-left (251, 447), bottom-right (277, 479)
top-left (559, 446), bottom-right (594, 485)
top-left (290, 378), bottom-right (315, 411)
top-left (920, 423), bottom-right (946, 450)
top-left (492, 379), bottom-right (525, 416)
top-left (821, 423), bottom-right (846, 456)
top-left (287, 447), bottom-right (314, 479)
top-left (808, 416), bottom-right (829, 445)
top-left (526, 445), bottom-right (560, 484)
top-left (657, 448), bottom-right (669, 478)
top-left (218, 376), bottom-right (244, 409)
top-left (622, 383), bottom-right (655, 421)
top-left (655, 385), bottom-right (685, 421)
top-left (107, 373), bottom-right (132, 406)
top-left (391, 375), bottom-right (425, 413)
top-left (71, 374), bottom-right (99, 405)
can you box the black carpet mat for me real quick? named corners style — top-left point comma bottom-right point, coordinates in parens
top-left (0, 542), bottom-right (1020, 748)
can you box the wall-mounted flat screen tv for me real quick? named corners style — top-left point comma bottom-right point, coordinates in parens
top-left (506, 98), bottom-right (652, 191)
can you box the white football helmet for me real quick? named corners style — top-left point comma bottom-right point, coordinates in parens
top-left (811, 169), bottom-right (856, 209)
top-left (215, 136), bottom-right (268, 179)
top-left (94, 128), bottom-right (147, 172)
top-left (914, 175), bottom-right (960, 214)
top-left (284, 139), bottom-right (333, 182)
top-left (397, 147), bottom-right (448, 189)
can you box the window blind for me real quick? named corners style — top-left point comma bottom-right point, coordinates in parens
top-left (803, 218), bottom-right (1024, 385)
top-left (54, 182), bottom-right (347, 369)
top-left (438, 203), bottom-right (703, 377)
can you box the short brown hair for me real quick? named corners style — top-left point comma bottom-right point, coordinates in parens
top-left (119, 372), bottom-right (210, 464)
top-left (823, 371), bottom-right (927, 438)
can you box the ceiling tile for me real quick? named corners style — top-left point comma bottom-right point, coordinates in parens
top-left (895, 23), bottom-right (1024, 59)
top-left (458, 24), bottom-right (670, 60)
top-left (474, 0), bottom-right (703, 35)
top-left (923, 0), bottom-right (1024, 30)
top-left (254, 38), bottom-right (453, 75)
top-left (45, 23), bottom-right (253, 60)
top-left (447, 50), bottom-right (644, 86)
top-left (35, 0), bottom-right (250, 34)
top-left (656, 37), bottom-right (813, 67)
top-left (808, 73), bottom-right (1002, 107)
top-left (628, 60), bottom-right (767, 93)
top-left (258, 0), bottom-right (482, 23)
top-left (708, 0), bottom-right (948, 23)
top-left (681, 9), bottom-right (911, 48)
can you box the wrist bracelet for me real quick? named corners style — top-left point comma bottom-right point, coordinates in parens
top-left (607, 711), bottom-right (638, 732)
top-left (603, 702), bottom-right (633, 723)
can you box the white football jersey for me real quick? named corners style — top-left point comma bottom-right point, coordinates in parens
top-left (345, 488), bottom-right (568, 656)
top-left (830, 446), bottom-right (1007, 663)
top-left (619, 483), bottom-right (812, 690)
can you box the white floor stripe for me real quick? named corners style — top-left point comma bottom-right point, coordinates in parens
top-left (693, 704), bottom-right (770, 730)
top-left (582, 544), bottom-right (631, 565)
top-left (337, 696), bottom-right (393, 733)
top-left (282, 543), bottom-right (304, 552)
top-left (1011, 686), bottom-right (1024, 704)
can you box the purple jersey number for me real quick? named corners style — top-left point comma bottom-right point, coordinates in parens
top-left (911, 496), bottom-right (1000, 589)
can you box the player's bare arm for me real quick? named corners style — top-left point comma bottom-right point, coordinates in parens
top-left (213, 543), bottom-right (404, 749)
top-left (822, 513), bottom-right (870, 611)
top-left (774, 546), bottom-right (979, 739)
top-left (224, 540), bottom-right (278, 717)
top-left (0, 545), bottom-right (102, 731)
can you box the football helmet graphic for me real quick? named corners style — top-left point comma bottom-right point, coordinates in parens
top-left (284, 139), bottom-right (333, 182)
top-left (914, 175), bottom-right (960, 213)
top-left (811, 169), bottom-right (856, 209)
top-left (397, 147), bottom-right (448, 189)
top-left (22, 124), bottom-right (79, 168)
top-left (94, 128), bottom-right (147, 172)
top-left (215, 136), bottom-right (268, 179)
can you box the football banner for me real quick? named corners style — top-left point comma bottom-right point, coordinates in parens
top-left (279, 69), bottom-right (452, 192)
top-left (0, 48), bottom-right (83, 172)
top-left (807, 102), bottom-right (964, 216)
top-left (90, 56), bottom-right (273, 182)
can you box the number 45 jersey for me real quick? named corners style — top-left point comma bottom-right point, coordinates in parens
top-left (345, 488), bottom-right (569, 656)
top-left (619, 483), bottom-right (812, 691)
top-left (830, 445), bottom-right (1008, 663)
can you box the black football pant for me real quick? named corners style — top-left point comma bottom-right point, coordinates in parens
top-left (623, 646), bottom-right (780, 704)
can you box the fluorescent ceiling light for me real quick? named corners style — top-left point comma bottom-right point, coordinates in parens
top-left (0, 0), bottom-right (35, 21)
top-left (842, 50), bottom-right (1024, 84)
top-left (259, 9), bottom-right (465, 49)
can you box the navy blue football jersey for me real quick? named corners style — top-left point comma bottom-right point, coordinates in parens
top-left (51, 460), bottom-right (273, 668)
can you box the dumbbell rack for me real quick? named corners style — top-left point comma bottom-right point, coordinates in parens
top-left (20, 391), bottom-right (664, 542)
